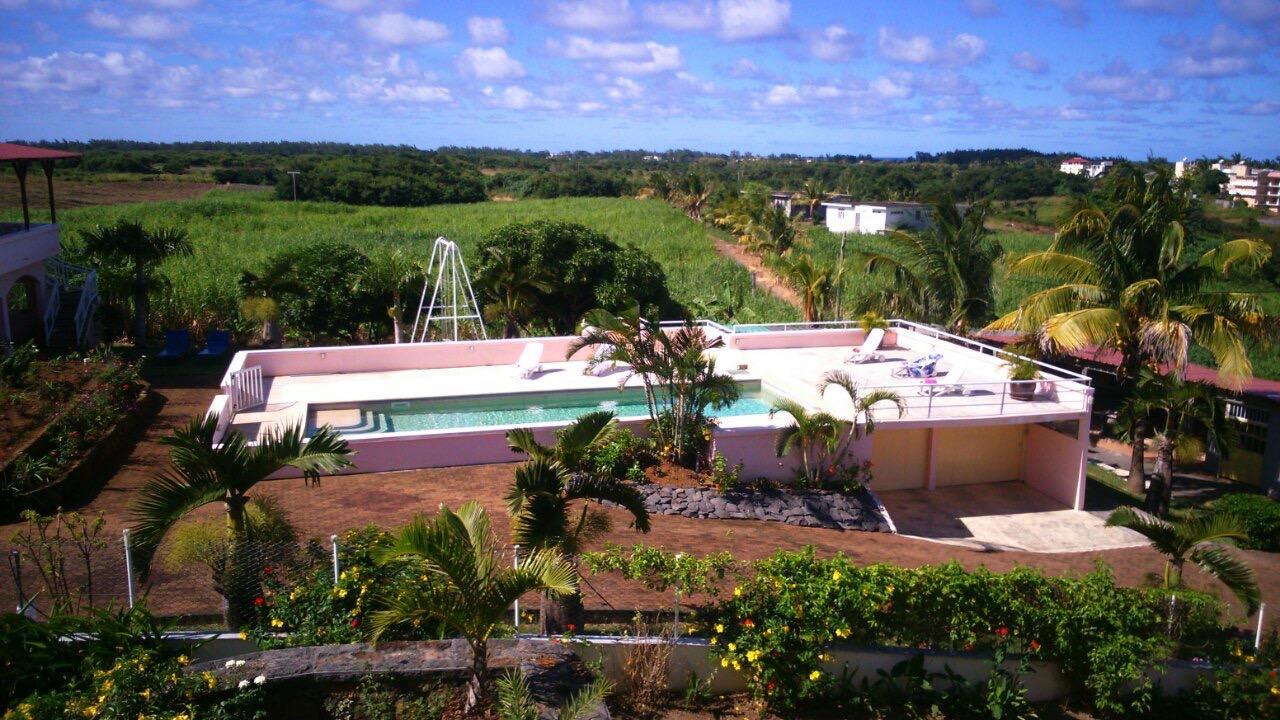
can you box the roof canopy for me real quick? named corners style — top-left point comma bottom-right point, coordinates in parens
top-left (0, 143), bottom-right (81, 162)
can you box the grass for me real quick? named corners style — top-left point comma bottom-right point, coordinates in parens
top-left (28, 191), bottom-right (798, 331)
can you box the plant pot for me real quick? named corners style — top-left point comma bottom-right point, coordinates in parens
top-left (1009, 380), bottom-right (1036, 402)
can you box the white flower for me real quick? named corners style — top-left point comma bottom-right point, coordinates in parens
top-left (238, 679), bottom-right (250, 689)
top-left (253, 675), bottom-right (266, 686)
top-left (234, 660), bottom-right (246, 668)
top-left (225, 660), bottom-right (236, 668)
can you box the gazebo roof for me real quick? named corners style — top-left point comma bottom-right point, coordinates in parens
top-left (0, 143), bottom-right (81, 162)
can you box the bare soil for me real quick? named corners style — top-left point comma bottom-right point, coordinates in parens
top-left (707, 233), bottom-right (801, 308)
top-left (0, 178), bottom-right (258, 209)
top-left (0, 360), bottom-right (107, 464)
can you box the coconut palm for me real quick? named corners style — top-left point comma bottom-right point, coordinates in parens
top-left (369, 502), bottom-right (577, 712)
top-left (799, 178), bottom-right (828, 221)
top-left (130, 415), bottom-right (352, 624)
top-left (1118, 369), bottom-right (1235, 516)
top-left (782, 254), bottom-right (834, 322)
top-left (756, 205), bottom-right (798, 254)
top-left (81, 220), bottom-right (192, 345)
top-left (1106, 506), bottom-right (1259, 614)
top-left (987, 167), bottom-right (1270, 482)
top-left (478, 246), bottom-right (553, 339)
top-left (771, 371), bottom-right (902, 486)
top-left (859, 197), bottom-right (1001, 334)
top-left (355, 246), bottom-right (420, 343)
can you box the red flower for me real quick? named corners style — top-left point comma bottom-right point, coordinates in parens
top-left (743, 618), bottom-right (755, 628)
top-left (263, 566), bottom-right (273, 575)
top-left (766, 681), bottom-right (776, 691)
top-left (566, 623), bottom-right (576, 632)
top-left (350, 619), bottom-right (359, 628)
top-left (1028, 640), bottom-right (1041, 652)
top-left (253, 597), bottom-right (265, 606)
top-left (995, 626), bottom-right (1009, 638)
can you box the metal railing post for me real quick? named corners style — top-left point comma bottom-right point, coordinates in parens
top-left (122, 529), bottom-right (136, 609)
top-left (331, 535), bottom-right (340, 584)
top-left (999, 383), bottom-right (1006, 415)
top-left (1257, 602), bottom-right (1267, 649)
top-left (674, 588), bottom-right (681, 637)
top-left (512, 545), bottom-right (520, 632)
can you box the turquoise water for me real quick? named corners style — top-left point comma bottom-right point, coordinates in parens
top-left (309, 383), bottom-right (776, 436)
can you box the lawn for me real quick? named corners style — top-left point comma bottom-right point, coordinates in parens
top-left (35, 191), bottom-right (798, 332)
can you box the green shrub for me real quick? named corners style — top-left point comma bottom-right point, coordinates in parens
top-left (589, 429), bottom-right (653, 479)
top-left (1210, 493), bottom-right (1280, 552)
top-left (264, 242), bottom-right (374, 342)
top-left (0, 340), bottom-right (38, 386)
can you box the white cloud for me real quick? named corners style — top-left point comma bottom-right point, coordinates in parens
top-left (307, 87), bottom-right (337, 103)
top-left (127, 0), bottom-right (201, 8)
top-left (467, 16), bottom-right (509, 44)
top-left (716, 0), bottom-right (790, 40)
top-left (1242, 99), bottom-right (1280, 114)
top-left (1048, 0), bottom-right (1088, 26)
top-left (218, 65), bottom-right (298, 99)
top-left (1161, 25), bottom-right (1263, 77)
top-left (1010, 50), bottom-right (1048, 73)
top-left (357, 13), bottom-right (449, 46)
top-left (550, 36), bottom-right (683, 74)
top-left (482, 85), bottom-right (561, 109)
top-left (605, 76), bottom-right (644, 100)
top-left (725, 57), bottom-right (760, 77)
top-left (808, 24), bottom-right (859, 62)
top-left (1067, 59), bottom-right (1175, 103)
top-left (314, 0), bottom-right (376, 11)
top-left (870, 74), bottom-right (912, 99)
top-left (2, 50), bottom-right (151, 93)
top-left (642, 1), bottom-right (716, 30)
top-left (85, 10), bottom-right (188, 40)
top-left (674, 70), bottom-right (714, 92)
top-left (877, 27), bottom-right (987, 65)
top-left (344, 75), bottom-right (452, 103)
top-left (963, 0), bottom-right (1000, 17)
top-left (1119, 0), bottom-right (1200, 13)
top-left (1216, 0), bottom-right (1280, 25)
top-left (543, 0), bottom-right (636, 32)
top-left (577, 101), bottom-right (606, 111)
top-left (0, 41), bottom-right (23, 54)
top-left (761, 83), bottom-right (802, 106)
top-left (457, 46), bottom-right (526, 80)
top-left (1167, 55), bottom-right (1254, 77)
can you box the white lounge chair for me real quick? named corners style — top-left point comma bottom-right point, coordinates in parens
top-left (919, 361), bottom-right (971, 396)
top-left (586, 343), bottom-right (617, 376)
top-left (846, 328), bottom-right (885, 364)
top-left (515, 342), bottom-right (544, 379)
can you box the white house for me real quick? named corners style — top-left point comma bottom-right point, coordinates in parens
top-left (1059, 157), bottom-right (1114, 178)
top-left (821, 199), bottom-right (931, 235)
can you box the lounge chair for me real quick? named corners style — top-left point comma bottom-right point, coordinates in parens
top-left (893, 352), bottom-right (941, 379)
top-left (155, 330), bottom-right (190, 360)
top-left (920, 362), bottom-right (971, 396)
top-left (515, 342), bottom-right (544, 379)
top-left (585, 343), bottom-right (617, 376)
top-left (846, 328), bottom-right (885, 364)
top-left (197, 330), bottom-right (231, 358)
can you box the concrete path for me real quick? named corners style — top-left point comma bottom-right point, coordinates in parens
top-left (878, 482), bottom-right (1147, 553)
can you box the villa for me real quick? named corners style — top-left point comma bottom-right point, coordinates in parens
top-left (821, 198), bottom-right (931, 235)
top-left (209, 320), bottom-right (1095, 512)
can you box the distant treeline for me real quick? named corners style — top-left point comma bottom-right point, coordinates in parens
top-left (13, 140), bottom-right (1171, 205)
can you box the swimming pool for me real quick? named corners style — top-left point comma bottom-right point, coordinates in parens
top-left (307, 382), bottom-right (780, 436)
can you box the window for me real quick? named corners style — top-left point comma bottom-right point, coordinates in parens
top-left (1224, 399), bottom-right (1269, 454)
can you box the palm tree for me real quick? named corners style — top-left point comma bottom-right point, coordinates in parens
top-left (756, 205), bottom-right (797, 254)
top-left (771, 370), bottom-right (903, 485)
top-left (240, 254), bottom-right (303, 347)
top-left (782, 254), bottom-right (834, 323)
top-left (987, 167), bottom-right (1270, 481)
top-left (860, 197), bottom-right (1001, 334)
top-left (478, 246), bottom-right (553, 339)
top-left (130, 415), bottom-right (353, 623)
top-left (504, 423), bottom-right (651, 633)
top-left (1106, 506), bottom-right (1259, 614)
top-left (81, 220), bottom-right (192, 345)
top-left (355, 246), bottom-right (420, 343)
top-left (1119, 370), bottom-right (1235, 516)
top-left (369, 502), bottom-right (577, 713)
top-left (799, 178), bottom-right (828, 221)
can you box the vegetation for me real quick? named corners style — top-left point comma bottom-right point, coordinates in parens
top-left (1106, 506), bottom-right (1260, 613)
top-left (1207, 493), bottom-right (1280, 552)
top-left (277, 154), bottom-right (487, 207)
top-left (368, 501), bottom-right (577, 712)
top-left (81, 219), bottom-right (192, 344)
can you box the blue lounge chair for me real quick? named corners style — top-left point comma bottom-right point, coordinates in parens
top-left (198, 330), bottom-right (231, 358)
top-left (155, 330), bottom-right (190, 360)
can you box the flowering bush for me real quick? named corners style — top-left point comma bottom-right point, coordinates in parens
top-left (695, 548), bottom-right (1226, 714)
top-left (1159, 633), bottom-right (1280, 719)
top-left (244, 526), bottom-right (444, 647)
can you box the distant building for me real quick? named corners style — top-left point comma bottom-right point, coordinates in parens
top-left (821, 198), bottom-right (931, 235)
top-left (1059, 157), bottom-right (1113, 178)
top-left (770, 191), bottom-right (812, 219)
top-left (1174, 157), bottom-right (1190, 178)
top-left (1222, 162), bottom-right (1280, 211)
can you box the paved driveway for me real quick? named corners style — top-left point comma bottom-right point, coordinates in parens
top-left (877, 482), bottom-right (1147, 553)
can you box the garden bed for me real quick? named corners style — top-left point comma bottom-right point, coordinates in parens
top-left (633, 480), bottom-right (890, 532)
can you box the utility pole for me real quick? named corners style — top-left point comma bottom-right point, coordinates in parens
top-left (287, 171), bottom-right (300, 202)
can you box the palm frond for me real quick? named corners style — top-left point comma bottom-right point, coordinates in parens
top-left (1189, 544), bottom-right (1260, 615)
top-left (1106, 506), bottom-right (1182, 556)
top-left (129, 469), bottom-right (229, 580)
top-left (566, 474), bottom-right (651, 533)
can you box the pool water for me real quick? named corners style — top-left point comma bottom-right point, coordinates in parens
top-left (308, 383), bottom-right (778, 436)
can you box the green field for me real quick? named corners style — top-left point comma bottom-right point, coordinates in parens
top-left (50, 191), bottom-right (798, 332)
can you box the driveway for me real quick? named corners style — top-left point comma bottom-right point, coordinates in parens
top-left (876, 482), bottom-right (1147, 553)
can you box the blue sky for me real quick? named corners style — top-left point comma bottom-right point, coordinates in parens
top-left (1, 0), bottom-right (1278, 158)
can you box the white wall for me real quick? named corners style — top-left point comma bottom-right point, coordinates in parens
top-left (823, 205), bottom-right (928, 235)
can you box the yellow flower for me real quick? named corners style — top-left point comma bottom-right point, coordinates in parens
top-left (332, 587), bottom-right (348, 599)
top-left (721, 658), bottom-right (730, 668)
top-left (733, 587), bottom-right (741, 597)
top-left (715, 623), bottom-right (725, 633)
top-left (202, 672), bottom-right (217, 690)
top-left (139, 688), bottom-right (151, 701)
top-left (238, 631), bottom-right (248, 640)
top-left (832, 570), bottom-right (842, 582)
top-left (763, 628), bottom-right (772, 637)
top-left (782, 625), bottom-right (789, 633)
top-left (732, 661), bottom-right (741, 671)
top-left (710, 637), bottom-right (718, 645)
top-left (177, 654), bottom-right (190, 666)
top-left (746, 650), bottom-right (760, 663)
top-left (270, 618), bottom-right (285, 628)
top-left (1271, 686), bottom-right (1280, 696)
top-left (727, 643), bottom-right (737, 652)
top-left (809, 670), bottom-right (822, 681)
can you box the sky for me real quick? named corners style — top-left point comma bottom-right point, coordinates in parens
top-left (1, 0), bottom-right (1278, 159)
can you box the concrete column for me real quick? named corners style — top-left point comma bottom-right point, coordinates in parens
top-left (925, 428), bottom-right (938, 491)
top-left (1, 294), bottom-right (10, 347)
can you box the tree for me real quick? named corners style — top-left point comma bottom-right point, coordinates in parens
top-left (987, 167), bottom-right (1270, 482)
top-left (757, 205), bottom-right (798, 254)
top-left (355, 246), bottom-right (420, 343)
top-left (478, 246), bottom-right (554, 339)
top-left (130, 415), bottom-right (352, 624)
top-left (799, 178), bottom-right (827, 220)
top-left (262, 242), bottom-right (374, 342)
top-left (506, 413), bottom-right (651, 632)
top-left (369, 502), bottom-right (577, 713)
top-left (1106, 506), bottom-right (1259, 614)
top-left (240, 253), bottom-right (304, 347)
top-left (1118, 370), bottom-right (1235, 516)
top-left (782, 254), bottom-right (835, 323)
top-left (81, 220), bottom-right (192, 345)
top-left (860, 197), bottom-right (1001, 334)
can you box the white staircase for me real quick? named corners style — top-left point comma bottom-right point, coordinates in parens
top-left (43, 258), bottom-right (98, 349)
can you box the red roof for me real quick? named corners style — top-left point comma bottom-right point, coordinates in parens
top-left (1064, 156), bottom-right (1090, 164)
top-left (0, 143), bottom-right (81, 162)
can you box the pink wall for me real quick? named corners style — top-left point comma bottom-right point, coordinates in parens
top-left (728, 328), bottom-right (897, 351)
top-left (1020, 421), bottom-right (1088, 509)
top-left (0, 225), bottom-right (59, 284)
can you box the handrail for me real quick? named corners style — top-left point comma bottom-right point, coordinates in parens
top-left (227, 365), bottom-right (265, 412)
top-left (41, 275), bottom-right (60, 344)
top-left (74, 271), bottom-right (98, 346)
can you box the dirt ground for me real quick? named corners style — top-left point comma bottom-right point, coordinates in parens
top-left (0, 177), bottom-right (257, 210)
top-left (708, 233), bottom-right (801, 308)
top-left (3, 373), bottom-right (1277, 629)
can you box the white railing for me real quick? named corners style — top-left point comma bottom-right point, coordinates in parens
top-left (74, 271), bottom-right (98, 347)
top-left (227, 365), bottom-right (265, 412)
top-left (42, 258), bottom-right (99, 347)
top-left (41, 275), bottom-right (60, 344)
top-left (852, 379), bottom-right (1094, 420)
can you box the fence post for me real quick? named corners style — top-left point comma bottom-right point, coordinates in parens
top-left (1167, 593), bottom-right (1177, 638)
top-left (512, 545), bottom-right (520, 633)
top-left (122, 529), bottom-right (136, 609)
top-left (1257, 602), bottom-right (1267, 649)
top-left (330, 535), bottom-right (340, 584)
top-left (9, 550), bottom-right (25, 613)
top-left (673, 588), bottom-right (681, 637)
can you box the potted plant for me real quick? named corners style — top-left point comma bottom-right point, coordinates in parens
top-left (1006, 356), bottom-right (1039, 401)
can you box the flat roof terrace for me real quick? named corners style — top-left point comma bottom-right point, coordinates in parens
top-left (214, 320), bottom-right (1092, 441)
